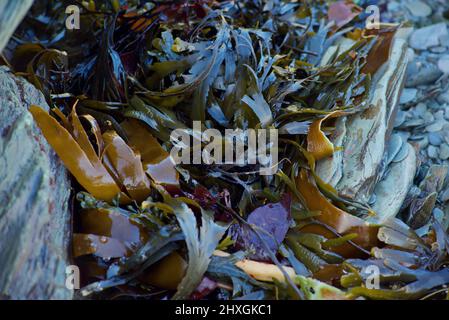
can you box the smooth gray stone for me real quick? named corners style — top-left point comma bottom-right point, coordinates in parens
top-left (409, 23), bottom-right (448, 50)
top-left (369, 143), bottom-right (417, 224)
top-left (428, 132), bottom-right (443, 146)
top-left (0, 67), bottom-right (73, 300)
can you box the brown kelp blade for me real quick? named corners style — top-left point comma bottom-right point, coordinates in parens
top-left (121, 119), bottom-right (179, 185)
top-left (102, 130), bottom-right (152, 203)
top-left (29, 105), bottom-right (127, 203)
top-left (296, 169), bottom-right (379, 256)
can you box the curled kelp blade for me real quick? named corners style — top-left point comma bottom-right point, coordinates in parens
top-left (307, 110), bottom-right (346, 161)
top-left (29, 105), bottom-right (127, 203)
top-left (102, 130), bottom-right (151, 203)
top-left (121, 119), bottom-right (179, 185)
top-left (295, 169), bottom-right (379, 257)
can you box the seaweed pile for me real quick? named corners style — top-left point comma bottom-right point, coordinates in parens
top-left (4, 0), bottom-right (449, 300)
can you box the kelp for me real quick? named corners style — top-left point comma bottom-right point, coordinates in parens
top-left (12, 0), bottom-right (448, 300)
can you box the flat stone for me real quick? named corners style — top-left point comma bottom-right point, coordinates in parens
top-left (423, 111), bottom-right (435, 123)
top-left (394, 110), bottom-right (406, 127)
top-left (439, 143), bottom-right (449, 160)
top-left (441, 186), bottom-right (449, 202)
top-left (387, 134), bottom-right (404, 164)
top-left (428, 132), bottom-right (443, 146)
top-left (426, 120), bottom-right (445, 132)
top-left (369, 143), bottom-right (417, 224)
top-left (317, 38), bottom-right (409, 202)
top-left (406, 60), bottom-right (442, 87)
top-left (416, 136), bottom-right (429, 149)
top-left (405, 0), bottom-right (432, 18)
top-left (414, 102), bottom-right (427, 118)
top-left (409, 23), bottom-right (448, 50)
top-left (393, 140), bottom-right (410, 163)
top-left (430, 46), bottom-right (448, 54)
top-left (400, 88), bottom-right (418, 104)
top-left (438, 55), bottom-right (449, 74)
top-left (0, 67), bottom-right (72, 300)
top-left (428, 145), bottom-right (439, 159)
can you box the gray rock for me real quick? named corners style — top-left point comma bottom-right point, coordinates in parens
top-left (386, 134), bottom-right (404, 164)
top-left (426, 120), bottom-right (445, 132)
top-left (393, 139), bottom-right (410, 163)
top-left (428, 145), bottom-right (439, 158)
top-left (438, 55), bottom-right (449, 74)
top-left (406, 59), bottom-right (442, 87)
top-left (428, 132), bottom-right (443, 146)
top-left (400, 88), bottom-right (418, 104)
top-left (409, 23), bottom-right (448, 50)
top-left (317, 38), bottom-right (409, 202)
top-left (405, 0), bottom-right (432, 18)
top-left (439, 143), bottom-right (449, 160)
top-left (394, 110), bottom-right (406, 127)
top-left (430, 46), bottom-right (447, 54)
top-left (0, 67), bottom-right (73, 300)
top-left (369, 143), bottom-right (417, 224)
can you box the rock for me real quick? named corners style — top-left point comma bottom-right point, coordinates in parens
top-left (409, 23), bottom-right (448, 50)
top-left (393, 141), bottom-right (410, 163)
top-left (400, 88), bottom-right (418, 104)
top-left (0, 67), bottom-right (73, 300)
top-left (394, 110), bottom-right (406, 127)
top-left (369, 143), bottom-right (417, 224)
top-left (426, 120), bottom-right (445, 132)
top-left (317, 38), bottom-right (409, 202)
top-left (437, 55), bottom-right (449, 74)
top-left (405, 0), bottom-right (432, 18)
top-left (439, 143), bottom-right (449, 160)
top-left (405, 59), bottom-right (442, 87)
top-left (414, 102), bottom-right (427, 118)
top-left (428, 145), bottom-right (439, 159)
top-left (0, 1), bottom-right (34, 52)
top-left (430, 46), bottom-right (447, 54)
top-left (428, 132), bottom-right (443, 146)
top-left (386, 134), bottom-right (404, 164)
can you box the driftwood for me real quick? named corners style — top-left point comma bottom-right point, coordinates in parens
top-left (0, 1), bottom-right (73, 300)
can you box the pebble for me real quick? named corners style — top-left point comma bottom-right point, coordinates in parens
top-left (430, 46), bottom-right (447, 54)
top-left (387, 134), bottom-right (404, 163)
top-left (406, 0), bottom-right (432, 18)
top-left (414, 102), bottom-right (427, 118)
top-left (409, 23), bottom-right (448, 50)
top-left (441, 187), bottom-right (449, 202)
top-left (428, 145), bottom-right (439, 159)
top-left (400, 88), bottom-right (418, 104)
top-left (444, 106), bottom-right (449, 120)
top-left (394, 110), bottom-right (406, 127)
top-left (439, 143), bottom-right (449, 160)
top-left (423, 111), bottom-right (435, 123)
top-left (426, 120), bottom-right (445, 132)
top-left (393, 142), bottom-right (410, 163)
top-left (416, 136), bottom-right (429, 149)
top-left (406, 60), bottom-right (442, 87)
top-left (437, 55), bottom-right (449, 74)
top-left (428, 132), bottom-right (443, 146)
top-left (435, 110), bottom-right (445, 121)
